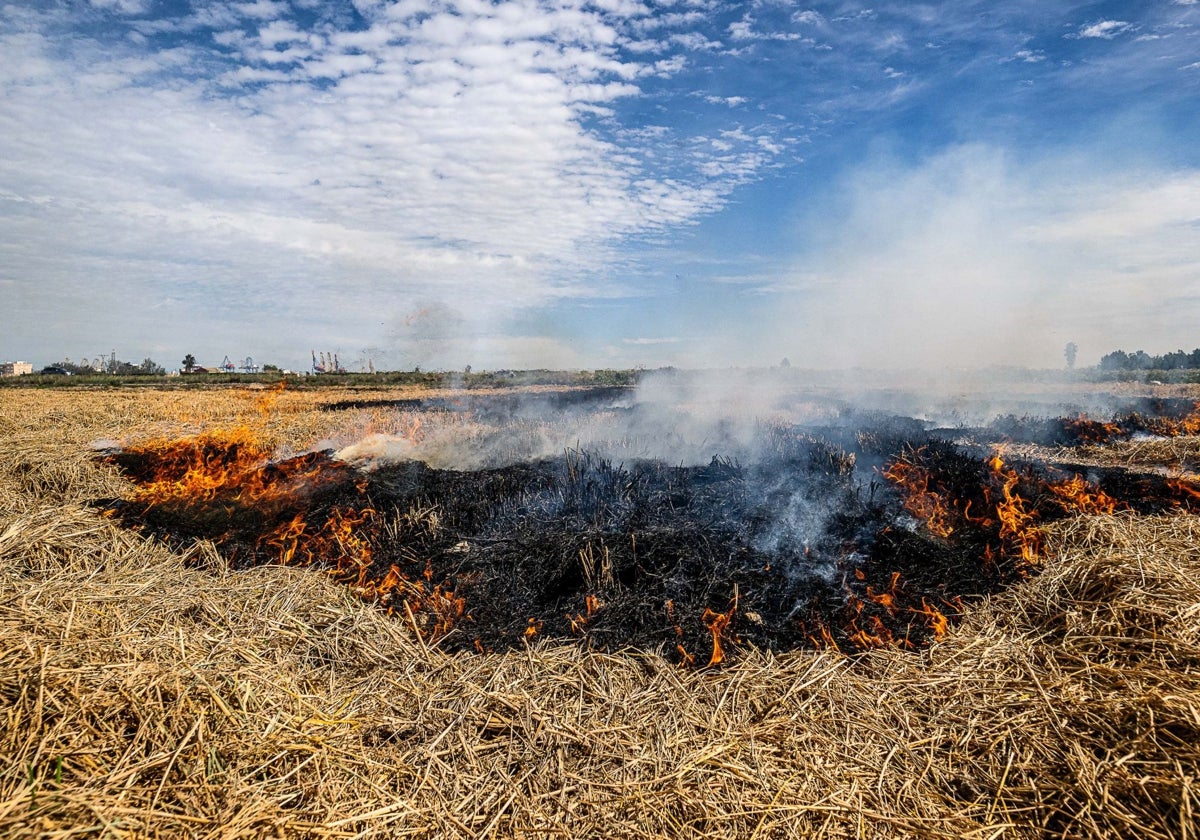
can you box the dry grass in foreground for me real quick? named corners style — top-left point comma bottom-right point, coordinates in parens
top-left (1, 387), bottom-right (1198, 838)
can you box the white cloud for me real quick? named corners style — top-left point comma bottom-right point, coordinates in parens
top-left (874, 32), bottom-right (905, 52)
top-left (728, 18), bottom-right (755, 41)
top-left (728, 13), bottom-right (806, 43)
top-left (1075, 20), bottom-right (1133, 40)
top-left (234, 1), bottom-right (289, 21)
top-left (0, 1), bottom-right (789, 366)
top-left (256, 20), bottom-right (308, 48)
top-left (671, 31), bottom-right (722, 50)
top-left (89, 0), bottom-right (152, 14)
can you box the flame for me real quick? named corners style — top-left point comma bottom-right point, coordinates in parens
top-left (1046, 474), bottom-right (1122, 515)
top-left (864, 571), bottom-right (903, 614)
top-left (846, 598), bottom-right (896, 649)
top-left (568, 593), bottom-right (604, 635)
top-left (701, 608), bottom-right (730, 666)
top-left (1063, 414), bottom-right (1126, 444)
top-left (805, 620), bottom-right (839, 652)
top-left (701, 590), bottom-right (738, 667)
top-left (883, 454), bottom-right (955, 538)
top-left (986, 447), bottom-right (1042, 570)
top-left (1063, 403), bottom-right (1200, 443)
top-left (1167, 475), bottom-right (1200, 504)
top-left (112, 427), bottom-right (474, 643)
top-left (1147, 402), bottom-right (1200, 436)
top-left (911, 598), bottom-right (949, 640)
top-left (124, 426), bottom-right (350, 515)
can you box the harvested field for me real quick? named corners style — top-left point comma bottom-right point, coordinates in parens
top-left (2, 385), bottom-right (1199, 838)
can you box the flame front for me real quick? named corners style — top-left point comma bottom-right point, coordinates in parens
top-left (1063, 402), bottom-right (1200, 443)
top-left (875, 444), bottom-right (1124, 650)
top-left (1063, 414), bottom-right (1126, 444)
top-left (112, 426), bottom-right (467, 643)
top-left (1147, 401), bottom-right (1200, 436)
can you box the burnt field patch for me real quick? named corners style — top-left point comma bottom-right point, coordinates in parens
top-left (97, 409), bottom-right (1200, 665)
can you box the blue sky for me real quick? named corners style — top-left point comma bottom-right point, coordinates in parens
top-left (1, 0), bottom-right (1198, 372)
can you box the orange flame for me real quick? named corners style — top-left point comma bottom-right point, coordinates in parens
top-left (125, 426), bottom-right (349, 514)
top-left (115, 427), bottom-right (476, 643)
top-left (1167, 475), bottom-right (1200, 504)
top-left (701, 608), bottom-right (731, 667)
top-left (883, 455), bottom-right (955, 538)
top-left (864, 571), bottom-right (903, 614)
top-left (987, 448), bottom-right (1042, 570)
top-left (1046, 474), bottom-right (1122, 515)
top-left (846, 598), bottom-right (896, 649)
top-left (910, 598), bottom-right (949, 640)
top-left (1147, 402), bottom-right (1200, 437)
top-left (1063, 414), bottom-right (1125, 444)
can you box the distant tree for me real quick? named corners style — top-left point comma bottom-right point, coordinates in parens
top-left (138, 358), bottom-right (166, 376)
top-left (1063, 342), bottom-right (1078, 370)
top-left (1099, 350), bottom-right (1129, 371)
top-left (1161, 349), bottom-right (1189, 370)
top-left (780, 357), bottom-right (792, 369)
top-left (262, 363), bottom-right (280, 372)
top-left (181, 353), bottom-right (196, 373)
top-left (1099, 347), bottom-right (1200, 372)
top-left (464, 364), bottom-right (472, 374)
top-left (1129, 350), bottom-right (1153, 370)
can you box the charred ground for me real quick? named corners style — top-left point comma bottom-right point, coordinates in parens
top-left (98, 394), bottom-right (1200, 664)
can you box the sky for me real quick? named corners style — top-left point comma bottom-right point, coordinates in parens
top-left (1, 0), bottom-right (1199, 372)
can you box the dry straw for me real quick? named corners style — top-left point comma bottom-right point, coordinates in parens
top-left (1, 387), bottom-right (1197, 838)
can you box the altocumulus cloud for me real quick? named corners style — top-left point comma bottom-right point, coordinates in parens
top-left (0, 0), bottom-right (784, 364)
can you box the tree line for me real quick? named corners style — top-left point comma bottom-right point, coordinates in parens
top-left (51, 357), bottom-right (165, 376)
top-left (1099, 348), bottom-right (1200, 371)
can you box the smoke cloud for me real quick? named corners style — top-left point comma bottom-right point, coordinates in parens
top-left (754, 146), bottom-right (1200, 372)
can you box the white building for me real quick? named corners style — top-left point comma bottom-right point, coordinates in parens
top-left (0, 361), bottom-right (32, 377)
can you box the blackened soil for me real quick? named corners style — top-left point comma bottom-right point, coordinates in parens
top-left (99, 424), bottom-right (1063, 662)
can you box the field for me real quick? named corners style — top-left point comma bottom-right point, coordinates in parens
top-left (2, 384), bottom-right (1198, 838)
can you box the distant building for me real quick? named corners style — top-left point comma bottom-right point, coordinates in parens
top-left (0, 361), bottom-right (32, 377)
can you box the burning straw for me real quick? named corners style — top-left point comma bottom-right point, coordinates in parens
top-left (1, 386), bottom-right (1198, 838)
